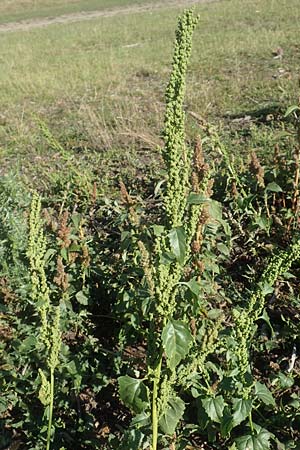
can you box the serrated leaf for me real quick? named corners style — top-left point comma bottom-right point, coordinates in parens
top-left (118, 376), bottom-right (149, 414)
top-left (159, 396), bottom-right (185, 435)
top-left (235, 427), bottom-right (272, 450)
top-left (162, 320), bottom-right (193, 370)
top-left (254, 382), bottom-right (276, 407)
top-left (168, 227), bottom-right (187, 265)
top-left (201, 396), bottom-right (225, 423)
top-left (232, 398), bottom-right (252, 426)
top-left (265, 182), bottom-right (282, 193)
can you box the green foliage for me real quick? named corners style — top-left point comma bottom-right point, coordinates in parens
top-left (1, 6), bottom-right (300, 450)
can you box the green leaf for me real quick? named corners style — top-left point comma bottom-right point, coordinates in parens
top-left (168, 227), bottom-right (187, 265)
top-left (207, 200), bottom-right (223, 221)
top-left (265, 182), bottom-right (282, 193)
top-left (221, 407), bottom-right (234, 437)
top-left (119, 429), bottom-right (146, 450)
top-left (162, 320), bottom-right (193, 370)
top-left (274, 372), bottom-right (294, 389)
top-left (232, 398), bottom-right (252, 426)
top-left (118, 376), bottom-right (149, 414)
top-left (217, 243), bottom-right (230, 256)
top-left (235, 427), bottom-right (272, 450)
top-left (159, 396), bottom-right (185, 435)
top-left (180, 278), bottom-right (201, 299)
top-left (284, 105), bottom-right (300, 117)
top-left (75, 290), bottom-right (88, 305)
top-left (187, 193), bottom-right (208, 204)
top-left (131, 412), bottom-right (151, 428)
top-left (254, 382), bottom-right (276, 407)
top-left (201, 396), bottom-right (225, 423)
top-left (152, 225), bottom-right (165, 236)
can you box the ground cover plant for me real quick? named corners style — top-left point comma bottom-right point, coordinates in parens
top-left (1, 1), bottom-right (300, 449)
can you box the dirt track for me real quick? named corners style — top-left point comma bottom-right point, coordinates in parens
top-left (0, 0), bottom-right (219, 33)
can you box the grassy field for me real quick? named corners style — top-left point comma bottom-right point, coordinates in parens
top-left (1, 0), bottom-right (299, 194)
top-left (1, 2), bottom-right (300, 449)
top-left (0, 0), bottom-right (164, 24)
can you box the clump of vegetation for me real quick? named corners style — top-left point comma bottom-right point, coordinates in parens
top-left (1, 7), bottom-right (300, 450)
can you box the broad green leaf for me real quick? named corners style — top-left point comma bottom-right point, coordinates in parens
top-left (232, 398), bottom-right (252, 426)
top-left (162, 320), bottom-right (193, 370)
top-left (168, 227), bottom-right (187, 265)
top-left (265, 182), bottom-right (282, 193)
top-left (235, 427), bottom-right (272, 450)
top-left (201, 396), bottom-right (225, 423)
top-left (118, 376), bottom-right (149, 414)
top-left (254, 382), bottom-right (276, 407)
top-left (187, 193), bottom-right (208, 204)
top-left (159, 396), bottom-right (185, 435)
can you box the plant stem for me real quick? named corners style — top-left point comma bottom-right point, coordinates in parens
top-left (46, 369), bottom-right (54, 450)
top-left (152, 354), bottom-right (163, 450)
top-left (248, 410), bottom-right (254, 433)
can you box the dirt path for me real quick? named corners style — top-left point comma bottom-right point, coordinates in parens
top-left (0, 0), bottom-right (219, 33)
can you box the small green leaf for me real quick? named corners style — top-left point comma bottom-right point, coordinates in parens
top-left (201, 396), bottom-right (225, 423)
top-left (232, 398), bottom-right (252, 426)
top-left (75, 290), bottom-right (88, 305)
top-left (187, 193), bottom-right (208, 204)
top-left (131, 412), bottom-right (151, 428)
top-left (180, 278), bottom-right (201, 298)
top-left (217, 243), bottom-right (230, 256)
top-left (254, 382), bottom-right (276, 407)
top-left (162, 320), bottom-right (193, 370)
top-left (235, 426), bottom-right (272, 450)
top-left (152, 225), bottom-right (165, 236)
top-left (265, 182), bottom-right (282, 193)
top-left (159, 396), bottom-right (185, 435)
top-left (207, 200), bottom-right (223, 221)
top-left (168, 227), bottom-right (187, 265)
top-left (274, 372), bottom-right (294, 389)
top-left (118, 376), bottom-right (149, 414)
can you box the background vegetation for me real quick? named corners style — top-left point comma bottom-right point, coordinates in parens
top-left (1, 0), bottom-right (300, 449)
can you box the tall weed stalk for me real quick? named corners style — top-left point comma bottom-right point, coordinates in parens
top-left (27, 193), bottom-right (62, 450)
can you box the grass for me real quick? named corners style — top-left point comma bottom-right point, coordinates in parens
top-left (0, 0), bottom-right (163, 24)
top-left (1, 3), bottom-right (300, 449)
top-left (1, 0), bottom-right (300, 194)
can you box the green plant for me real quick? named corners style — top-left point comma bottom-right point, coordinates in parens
top-left (114, 9), bottom-right (300, 450)
top-left (27, 192), bottom-right (62, 450)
